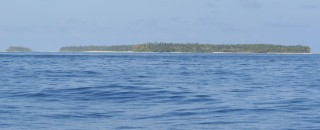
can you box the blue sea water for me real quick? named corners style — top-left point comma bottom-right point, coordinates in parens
top-left (0, 53), bottom-right (320, 130)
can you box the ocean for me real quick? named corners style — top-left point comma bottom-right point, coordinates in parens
top-left (1, 53), bottom-right (320, 129)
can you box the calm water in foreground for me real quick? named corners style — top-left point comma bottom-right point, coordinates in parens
top-left (0, 53), bottom-right (320, 130)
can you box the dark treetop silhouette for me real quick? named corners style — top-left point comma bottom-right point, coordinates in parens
top-left (6, 46), bottom-right (32, 52)
top-left (60, 43), bottom-right (310, 53)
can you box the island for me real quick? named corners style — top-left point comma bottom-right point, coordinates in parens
top-left (60, 43), bottom-right (311, 53)
top-left (60, 45), bottom-right (133, 52)
top-left (6, 46), bottom-right (32, 52)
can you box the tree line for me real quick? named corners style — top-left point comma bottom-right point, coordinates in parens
top-left (6, 46), bottom-right (32, 52)
top-left (60, 45), bottom-right (133, 52)
top-left (60, 43), bottom-right (311, 53)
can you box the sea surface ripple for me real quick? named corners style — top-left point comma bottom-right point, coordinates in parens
top-left (0, 53), bottom-right (320, 129)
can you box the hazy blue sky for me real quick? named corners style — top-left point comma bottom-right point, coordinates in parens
top-left (0, 0), bottom-right (319, 52)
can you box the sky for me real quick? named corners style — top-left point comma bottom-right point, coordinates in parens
top-left (0, 0), bottom-right (319, 52)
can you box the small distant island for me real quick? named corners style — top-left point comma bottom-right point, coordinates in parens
top-left (6, 46), bottom-right (32, 52)
top-left (60, 43), bottom-right (311, 53)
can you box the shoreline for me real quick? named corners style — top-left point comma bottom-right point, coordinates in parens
top-left (1, 51), bottom-right (316, 54)
top-left (64, 51), bottom-right (314, 54)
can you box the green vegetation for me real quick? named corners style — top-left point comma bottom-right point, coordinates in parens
top-left (60, 43), bottom-right (311, 53)
top-left (6, 46), bottom-right (32, 52)
top-left (60, 45), bottom-right (133, 52)
top-left (133, 43), bottom-right (310, 53)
